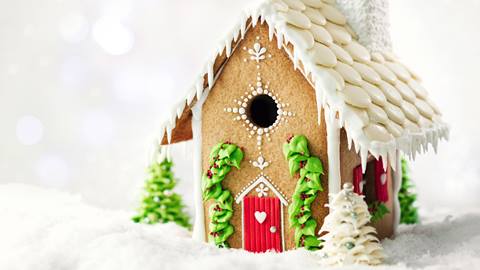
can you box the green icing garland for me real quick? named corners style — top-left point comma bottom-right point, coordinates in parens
top-left (283, 135), bottom-right (324, 250)
top-left (202, 142), bottom-right (244, 248)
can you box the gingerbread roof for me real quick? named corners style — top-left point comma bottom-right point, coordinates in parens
top-left (156, 0), bottom-right (448, 166)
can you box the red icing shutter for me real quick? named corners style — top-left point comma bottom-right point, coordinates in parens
top-left (375, 158), bottom-right (389, 202)
top-left (353, 165), bottom-right (364, 195)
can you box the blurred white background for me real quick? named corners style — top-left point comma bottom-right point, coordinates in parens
top-left (0, 0), bottom-right (478, 214)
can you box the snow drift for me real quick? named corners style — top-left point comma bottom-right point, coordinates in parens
top-left (0, 184), bottom-right (479, 270)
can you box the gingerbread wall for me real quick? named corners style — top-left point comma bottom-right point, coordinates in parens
top-left (201, 24), bottom-right (331, 250)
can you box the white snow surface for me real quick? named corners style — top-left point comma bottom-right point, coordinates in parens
top-left (1, 184), bottom-right (479, 270)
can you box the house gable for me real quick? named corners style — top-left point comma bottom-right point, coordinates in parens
top-left (199, 23), bottom-right (330, 250)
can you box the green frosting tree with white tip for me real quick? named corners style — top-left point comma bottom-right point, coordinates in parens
top-left (132, 159), bottom-right (191, 229)
top-left (399, 159), bottom-right (419, 224)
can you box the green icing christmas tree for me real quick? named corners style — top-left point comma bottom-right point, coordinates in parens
top-left (132, 158), bottom-right (191, 229)
top-left (399, 159), bottom-right (419, 224)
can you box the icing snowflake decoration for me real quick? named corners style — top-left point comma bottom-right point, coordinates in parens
top-left (223, 74), bottom-right (295, 151)
top-left (255, 183), bottom-right (269, 197)
top-left (251, 155), bottom-right (270, 170)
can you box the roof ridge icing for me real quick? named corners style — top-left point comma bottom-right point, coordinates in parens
top-left (157, 0), bottom-right (449, 168)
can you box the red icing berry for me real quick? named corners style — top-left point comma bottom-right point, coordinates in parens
top-left (207, 170), bottom-right (213, 179)
top-left (300, 236), bottom-right (305, 247)
top-left (299, 160), bottom-right (306, 168)
top-left (287, 134), bottom-right (294, 143)
top-left (300, 193), bottom-right (310, 200)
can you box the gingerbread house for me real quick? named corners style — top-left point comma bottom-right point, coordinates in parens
top-left (154, 0), bottom-right (448, 252)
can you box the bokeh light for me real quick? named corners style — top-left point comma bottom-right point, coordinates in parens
top-left (61, 56), bottom-right (89, 88)
top-left (16, 116), bottom-right (44, 146)
top-left (92, 17), bottom-right (134, 55)
top-left (79, 111), bottom-right (115, 146)
top-left (112, 67), bottom-right (176, 104)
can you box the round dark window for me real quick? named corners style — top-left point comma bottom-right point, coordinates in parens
top-left (248, 94), bottom-right (279, 128)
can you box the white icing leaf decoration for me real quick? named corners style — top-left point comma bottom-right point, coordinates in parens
top-left (252, 155), bottom-right (270, 170)
top-left (248, 42), bottom-right (267, 63)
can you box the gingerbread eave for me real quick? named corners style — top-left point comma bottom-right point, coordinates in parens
top-left (158, 0), bottom-right (449, 165)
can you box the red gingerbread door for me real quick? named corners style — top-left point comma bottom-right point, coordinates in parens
top-left (243, 196), bottom-right (282, 253)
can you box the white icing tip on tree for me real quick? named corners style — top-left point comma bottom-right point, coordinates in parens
top-left (154, 145), bottom-right (171, 163)
top-left (147, 137), bottom-right (160, 166)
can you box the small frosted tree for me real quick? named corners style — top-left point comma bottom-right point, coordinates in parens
top-left (132, 158), bottom-right (191, 229)
top-left (399, 159), bottom-right (419, 224)
top-left (318, 183), bottom-right (385, 266)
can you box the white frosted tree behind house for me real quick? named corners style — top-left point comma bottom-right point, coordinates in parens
top-left (336, 0), bottom-right (392, 52)
top-left (318, 183), bottom-right (385, 266)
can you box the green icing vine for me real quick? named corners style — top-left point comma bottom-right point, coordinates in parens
top-left (202, 142), bottom-right (244, 248)
top-left (368, 201), bottom-right (390, 223)
top-left (283, 135), bottom-right (324, 250)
